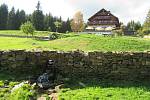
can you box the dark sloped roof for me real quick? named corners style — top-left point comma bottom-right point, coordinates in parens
top-left (88, 8), bottom-right (118, 21)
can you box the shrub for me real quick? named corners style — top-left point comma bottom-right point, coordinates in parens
top-left (20, 21), bottom-right (35, 36)
top-left (9, 82), bottom-right (20, 88)
top-left (0, 81), bottom-right (4, 87)
top-left (66, 31), bottom-right (69, 34)
top-left (49, 33), bottom-right (59, 40)
top-left (48, 27), bottom-right (52, 32)
top-left (142, 28), bottom-right (150, 35)
top-left (137, 28), bottom-right (144, 37)
top-left (112, 29), bottom-right (124, 37)
top-left (9, 84), bottom-right (36, 100)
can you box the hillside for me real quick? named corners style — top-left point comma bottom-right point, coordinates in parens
top-left (0, 31), bottom-right (149, 52)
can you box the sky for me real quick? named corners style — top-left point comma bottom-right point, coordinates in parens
top-left (0, 0), bottom-right (150, 24)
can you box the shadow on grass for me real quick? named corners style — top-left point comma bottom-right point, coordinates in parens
top-left (63, 78), bottom-right (150, 91)
top-left (0, 71), bottom-right (40, 83)
top-left (33, 34), bottom-right (80, 42)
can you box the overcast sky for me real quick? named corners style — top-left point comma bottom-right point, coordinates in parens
top-left (1, 0), bottom-right (150, 24)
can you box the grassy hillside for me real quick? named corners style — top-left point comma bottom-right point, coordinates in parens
top-left (59, 84), bottom-right (150, 100)
top-left (0, 31), bottom-right (149, 51)
top-left (49, 34), bottom-right (150, 52)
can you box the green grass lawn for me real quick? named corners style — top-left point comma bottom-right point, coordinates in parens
top-left (0, 31), bottom-right (149, 51)
top-left (59, 80), bottom-right (150, 100)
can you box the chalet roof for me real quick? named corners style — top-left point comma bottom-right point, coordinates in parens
top-left (87, 8), bottom-right (120, 27)
top-left (88, 8), bottom-right (118, 21)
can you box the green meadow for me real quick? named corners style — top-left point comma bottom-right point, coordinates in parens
top-left (0, 30), bottom-right (149, 52)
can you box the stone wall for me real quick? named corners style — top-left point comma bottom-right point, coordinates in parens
top-left (0, 50), bottom-right (150, 81)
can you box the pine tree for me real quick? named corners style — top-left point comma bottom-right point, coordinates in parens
top-left (19, 10), bottom-right (26, 27)
top-left (7, 7), bottom-right (16, 30)
top-left (26, 14), bottom-right (32, 22)
top-left (15, 9), bottom-right (20, 29)
top-left (44, 13), bottom-right (53, 31)
top-left (66, 18), bottom-right (72, 32)
top-left (0, 4), bottom-right (8, 30)
top-left (32, 1), bottom-right (44, 31)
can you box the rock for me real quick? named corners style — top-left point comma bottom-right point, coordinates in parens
top-left (55, 84), bottom-right (64, 92)
top-left (11, 81), bottom-right (29, 92)
top-left (37, 73), bottom-right (50, 89)
top-left (78, 82), bottom-right (86, 87)
top-left (48, 89), bottom-right (56, 95)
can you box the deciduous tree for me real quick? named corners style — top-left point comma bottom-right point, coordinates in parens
top-left (54, 21), bottom-right (62, 33)
top-left (20, 21), bottom-right (35, 36)
top-left (71, 11), bottom-right (84, 32)
top-left (142, 9), bottom-right (150, 35)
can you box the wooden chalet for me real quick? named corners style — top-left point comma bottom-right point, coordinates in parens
top-left (86, 9), bottom-right (120, 34)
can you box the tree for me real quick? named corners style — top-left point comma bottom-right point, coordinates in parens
top-left (134, 22), bottom-right (142, 31)
top-left (14, 9), bottom-right (20, 29)
top-left (20, 21), bottom-right (35, 36)
top-left (17, 10), bottom-right (26, 29)
top-left (126, 20), bottom-right (141, 31)
top-left (71, 11), bottom-right (84, 32)
top-left (54, 21), bottom-right (62, 33)
top-left (7, 7), bottom-right (16, 30)
top-left (32, 1), bottom-right (44, 31)
top-left (26, 14), bottom-right (32, 22)
top-left (142, 9), bottom-right (150, 35)
top-left (66, 18), bottom-right (72, 32)
top-left (44, 13), bottom-right (53, 31)
top-left (0, 4), bottom-right (8, 30)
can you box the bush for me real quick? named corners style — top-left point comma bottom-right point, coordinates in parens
top-left (49, 33), bottom-right (59, 40)
top-left (112, 29), bottom-right (124, 37)
top-left (137, 27), bottom-right (150, 37)
top-left (9, 84), bottom-right (36, 100)
top-left (0, 81), bottom-right (4, 87)
top-left (137, 28), bottom-right (144, 37)
top-left (142, 29), bottom-right (150, 35)
top-left (20, 21), bottom-right (35, 36)
top-left (47, 27), bottom-right (52, 32)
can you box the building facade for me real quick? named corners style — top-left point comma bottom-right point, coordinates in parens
top-left (86, 9), bottom-right (120, 34)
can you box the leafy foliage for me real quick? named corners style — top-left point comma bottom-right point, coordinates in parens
top-left (71, 11), bottom-right (84, 32)
top-left (9, 84), bottom-right (36, 100)
top-left (20, 21), bottom-right (35, 36)
top-left (126, 21), bottom-right (141, 31)
top-left (54, 21), bottom-right (62, 32)
top-left (112, 29), bottom-right (124, 37)
top-left (49, 33), bottom-right (60, 40)
top-left (140, 9), bottom-right (150, 36)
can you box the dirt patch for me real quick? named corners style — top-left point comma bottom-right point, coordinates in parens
top-left (50, 93), bottom-right (58, 100)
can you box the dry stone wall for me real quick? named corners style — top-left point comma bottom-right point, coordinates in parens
top-left (0, 50), bottom-right (150, 81)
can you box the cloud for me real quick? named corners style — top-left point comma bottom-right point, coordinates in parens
top-left (0, 0), bottom-right (74, 20)
top-left (0, 0), bottom-right (150, 24)
top-left (67, 0), bottom-right (150, 24)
